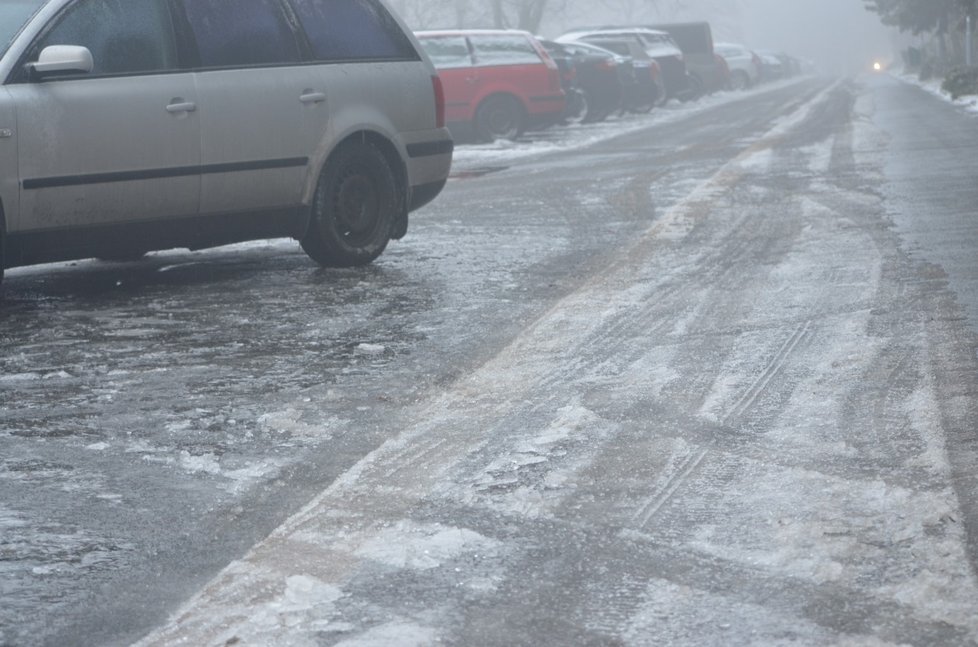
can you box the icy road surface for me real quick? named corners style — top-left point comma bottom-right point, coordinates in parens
top-left (3, 75), bottom-right (978, 646)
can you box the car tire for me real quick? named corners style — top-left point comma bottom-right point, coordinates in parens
top-left (731, 70), bottom-right (751, 90)
top-left (563, 88), bottom-right (589, 125)
top-left (681, 74), bottom-right (703, 102)
top-left (653, 79), bottom-right (669, 107)
top-left (300, 142), bottom-right (396, 268)
top-left (474, 95), bottom-right (525, 142)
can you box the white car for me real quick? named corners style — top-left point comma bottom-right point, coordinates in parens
top-left (0, 0), bottom-right (453, 285)
top-left (714, 42), bottom-right (762, 90)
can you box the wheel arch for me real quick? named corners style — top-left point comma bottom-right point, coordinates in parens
top-left (300, 129), bottom-right (408, 240)
top-left (472, 92), bottom-right (528, 142)
top-left (475, 91), bottom-right (529, 117)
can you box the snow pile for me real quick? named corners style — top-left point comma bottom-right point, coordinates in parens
top-left (896, 71), bottom-right (978, 114)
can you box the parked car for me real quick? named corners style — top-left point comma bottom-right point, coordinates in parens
top-left (556, 34), bottom-right (666, 111)
top-left (0, 0), bottom-right (453, 283)
top-left (755, 50), bottom-right (787, 82)
top-left (559, 27), bottom-right (690, 101)
top-left (644, 22), bottom-right (727, 97)
top-left (538, 39), bottom-right (589, 124)
top-left (415, 29), bottom-right (565, 142)
top-left (714, 42), bottom-right (763, 90)
top-left (539, 39), bottom-right (624, 123)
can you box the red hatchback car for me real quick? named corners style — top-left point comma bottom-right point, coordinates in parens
top-left (415, 30), bottom-right (565, 141)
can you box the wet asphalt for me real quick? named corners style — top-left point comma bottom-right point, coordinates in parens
top-left (2, 75), bottom-right (977, 646)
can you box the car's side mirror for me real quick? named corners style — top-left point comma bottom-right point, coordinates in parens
top-left (27, 45), bottom-right (94, 78)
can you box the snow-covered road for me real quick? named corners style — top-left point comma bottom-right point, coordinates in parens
top-left (3, 75), bottom-right (978, 646)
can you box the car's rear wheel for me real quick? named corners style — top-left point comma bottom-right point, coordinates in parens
top-left (474, 95), bottom-right (524, 142)
top-left (300, 142), bottom-right (396, 267)
top-left (582, 88), bottom-right (611, 122)
top-left (653, 79), bottom-right (669, 106)
top-left (563, 88), bottom-right (589, 124)
top-left (731, 70), bottom-right (751, 91)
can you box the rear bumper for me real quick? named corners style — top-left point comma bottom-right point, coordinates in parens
top-left (409, 179), bottom-right (447, 212)
top-left (402, 129), bottom-right (453, 194)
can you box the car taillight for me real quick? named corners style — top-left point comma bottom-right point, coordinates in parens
top-left (432, 74), bottom-right (445, 129)
top-left (650, 61), bottom-right (661, 80)
top-left (598, 59), bottom-right (617, 71)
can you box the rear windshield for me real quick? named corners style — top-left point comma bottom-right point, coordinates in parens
top-left (417, 36), bottom-right (471, 69)
top-left (586, 39), bottom-right (638, 59)
top-left (0, 0), bottom-right (45, 57)
top-left (469, 34), bottom-right (541, 66)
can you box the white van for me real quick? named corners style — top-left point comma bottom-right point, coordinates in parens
top-left (0, 0), bottom-right (453, 284)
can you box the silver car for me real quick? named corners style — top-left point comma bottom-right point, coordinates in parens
top-left (0, 0), bottom-right (453, 284)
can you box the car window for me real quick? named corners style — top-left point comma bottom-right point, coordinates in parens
top-left (290, 0), bottom-right (416, 62)
top-left (181, 0), bottom-right (300, 68)
top-left (587, 40), bottom-right (632, 58)
top-left (417, 36), bottom-right (471, 69)
top-left (469, 34), bottom-right (541, 66)
top-left (34, 0), bottom-right (177, 75)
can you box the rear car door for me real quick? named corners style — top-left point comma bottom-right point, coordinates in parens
top-left (180, 0), bottom-right (326, 216)
top-left (9, 0), bottom-right (199, 234)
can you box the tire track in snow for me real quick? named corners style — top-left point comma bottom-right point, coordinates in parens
top-left (631, 447), bottom-right (709, 531)
top-left (134, 81), bottom-right (854, 646)
top-left (720, 319), bottom-right (816, 425)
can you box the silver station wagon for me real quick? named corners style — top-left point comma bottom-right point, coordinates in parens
top-left (0, 0), bottom-right (453, 284)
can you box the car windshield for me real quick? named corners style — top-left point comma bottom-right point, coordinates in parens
top-left (0, 0), bottom-right (45, 57)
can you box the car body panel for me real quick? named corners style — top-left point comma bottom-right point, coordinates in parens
top-left (195, 66), bottom-right (325, 215)
top-left (0, 88), bottom-right (19, 231)
top-left (9, 72), bottom-right (201, 233)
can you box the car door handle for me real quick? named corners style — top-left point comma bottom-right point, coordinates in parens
top-left (300, 91), bottom-right (327, 104)
top-left (166, 101), bottom-right (197, 114)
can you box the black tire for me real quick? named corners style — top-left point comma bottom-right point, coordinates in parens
top-left (300, 142), bottom-right (396, 268)
top-left (474, 95), bottom-right (524, 142)
top-left (681, 74), bottom-right (704, 102)
top-left (563, 88), bottom-right (589, 124)
top-left (581, 89), bottom-right (610, 123)
top-left (653, 79), bottom-right (669, 107)
top-left (731, 70), bottom-right (751, 91)
top-left (629, 89), bottom-right (655, 114)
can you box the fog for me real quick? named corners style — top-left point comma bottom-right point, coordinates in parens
top-left (542, 0), bottom-right (897, 75)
